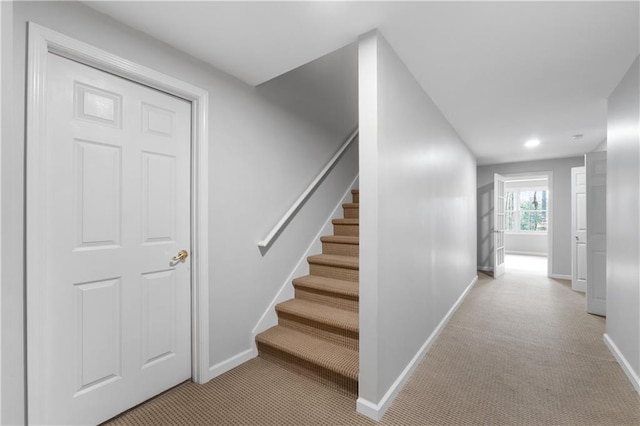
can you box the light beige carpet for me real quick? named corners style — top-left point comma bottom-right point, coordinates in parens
top-left (104, 270), bottom-right (640, 425)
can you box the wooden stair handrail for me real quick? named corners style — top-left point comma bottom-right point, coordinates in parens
top-left (258, 128), bottom-right (359, 249)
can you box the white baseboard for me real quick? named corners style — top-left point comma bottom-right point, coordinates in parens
top-left (549, 274), bottom-right (571, 280)
top-left (505, 251), bottom-right (547, 257)
top-left (355, 398), bottom-right (380, 421)
top-left (572, 281), bottom-right (586, 293)
top-left (477, 265), bottom-right (493, 272)
top-left (208, 347), bottom-right (257, 380)
top-left (604, 333), bottom-right (640, 394)
top-left (250, 176), bottom-right (359, 346)
top-left (357, 274), bottom-right (479, 421)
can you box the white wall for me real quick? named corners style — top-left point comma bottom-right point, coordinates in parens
top-left (0, 0), bottom-right (8, 420)
top-left (477, 157), bottom-right (584, 277)
top-left (1, 0), bottom-right (15, 421)
top-left (505, 233), bottom-right (548, 256)
top-left (592, 139), bottom-right (607, 152)
top-left (605, 55), bottom-right (640, 392)
top-left (3, 2), bottom-right (358, 423)
top-left (358, 30), bottom-right (477, 419)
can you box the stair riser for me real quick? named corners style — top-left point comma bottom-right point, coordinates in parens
top-left (256, 343), bottom-right (358, 397)
top-left (294, 287), bottom-right (359, 313)
top-left (322, 242), bottom-right (359, 257)
top-left (333, 224), bottom-right (359, 237)
top-left (309, 263), bottom-right (358, 282)
top-left (255, 188), bottom-right (361, 399)
top-left (343, 207), bottom-right (359, 219)
top-left (278, 314), bottom-right (358, 351)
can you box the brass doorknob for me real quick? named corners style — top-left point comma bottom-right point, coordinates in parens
top-left (172, 250), bottom-right (189, 261)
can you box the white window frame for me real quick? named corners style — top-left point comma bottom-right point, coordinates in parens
top-left (505, 187), bottom-right (549, 235)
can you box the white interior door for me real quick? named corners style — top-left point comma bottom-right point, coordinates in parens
top-left (586, 152), bottom-right (607, 316)
top-left (33, 53), bottom-right (192, 425)
top-left (494, 173), bottom-right (506, 277)
top-left (571, 166), bottom-right (587, 292)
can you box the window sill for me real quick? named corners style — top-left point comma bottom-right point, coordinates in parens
top-left (505, 231), bottom-right (548, 236)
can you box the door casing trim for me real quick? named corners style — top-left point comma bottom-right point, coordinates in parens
top-left (499, 171), bottom-right (554, 276)
top-left (26, 22), bottom-right (210, 422)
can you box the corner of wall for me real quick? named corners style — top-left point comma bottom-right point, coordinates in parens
top-left (604, 334), bottom-right (640, 394)
top-left (357, 27), bottom-right (477, 420)
top-left (356, 275), bottom-right (478, 420)
top-left (207, 347), bottom-right (257, 381)
top-left (358, 28), bottom-right (380, 44)
top-left (357, 28), bottom-right (381, 409)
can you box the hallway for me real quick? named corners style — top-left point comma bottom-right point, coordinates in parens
top-left (105, 270), bottom-right (639, 425)
top-left (505, 254), bottom-right (547, 275)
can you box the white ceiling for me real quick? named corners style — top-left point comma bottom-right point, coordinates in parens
top-left (85, 1), bottom-right (639, 165)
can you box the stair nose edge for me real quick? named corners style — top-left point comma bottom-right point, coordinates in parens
top-left (275, 300), bottom-right (359, 333)
top-left (307, 254), bottom-right (359, 270)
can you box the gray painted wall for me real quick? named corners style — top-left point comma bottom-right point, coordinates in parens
top-left (592, 139), bottom-right (607, 152)
top-left (0, 1), bottom-right (9, 420)
top-left (359, 31), bottom-right (477, 410)
top-left (2, 1), bottom-right (358, 423)
top-left (606, 55), bottom-right (640, 385)
top-left (505, 234), bottom-right (548, 256)
top-left (477, 157), bottom-right (584, 276)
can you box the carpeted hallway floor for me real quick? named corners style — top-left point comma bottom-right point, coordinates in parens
top-left (104, 268), bottom-right (640, 425)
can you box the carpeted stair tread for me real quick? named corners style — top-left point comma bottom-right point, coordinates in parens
top-left (332, 218), bottom-right (359, 225)
top-left (255, 185), bottom-right (360, 395)
top-left (342, 203), bottom-right (360, 219)
top-left (320, 235), bottom-right (359, 246)
top-left (256, 326), bottom-right (358, 381)
top-left (293, 275), bottom-right (359, 298)
top-left (276, 299), bottom-right (358, 332)
top-left (308, 254), bottom-right (359, 270)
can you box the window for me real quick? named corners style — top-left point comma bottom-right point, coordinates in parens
top-left (505, 189), bottom-right (548, 232)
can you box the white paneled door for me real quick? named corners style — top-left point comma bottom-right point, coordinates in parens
top-left (493, 173), bottom-right (506, 278)
top-left (586, 152), bottom-right (607, 316)
top-left (571, 166), bottom-right (587, 292)
top-left (37, 53), bottom-right (192, 425)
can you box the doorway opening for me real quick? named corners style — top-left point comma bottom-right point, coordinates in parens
top-left (502, 174), bottom-right (550, 276)
top-left (505, 254), bottom-right (548, 275)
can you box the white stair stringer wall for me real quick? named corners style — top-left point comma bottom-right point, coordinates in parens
top-left (250, 177), bottom-right (360, 351)
top-left (208, 176), bottom-right (359, 379)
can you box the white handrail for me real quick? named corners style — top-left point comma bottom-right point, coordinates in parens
top-left (258, 128), bottom-right (359, 249)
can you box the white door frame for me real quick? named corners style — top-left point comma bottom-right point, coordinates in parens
top-left (493, 173), bottom-right (507, 277)
top-left (26, 22), bottom-right (210, 420)
top-left (499, 171), bottom-right (554, 276)
top-left (586, 152), bottom-right (606, 315)
top-left (571, 166), bottom-right (587, 292)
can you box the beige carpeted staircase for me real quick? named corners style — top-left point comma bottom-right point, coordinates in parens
top-left (255, 189), bottom-right (359, 396)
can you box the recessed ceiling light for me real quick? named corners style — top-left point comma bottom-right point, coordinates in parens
top-left (525, 138), bottom-right (540, 148)
top-left (571, 134), bottom-right (584, 140)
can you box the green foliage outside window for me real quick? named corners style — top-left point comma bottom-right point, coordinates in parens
top-left (505, 189), bottom-right (548, 232)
